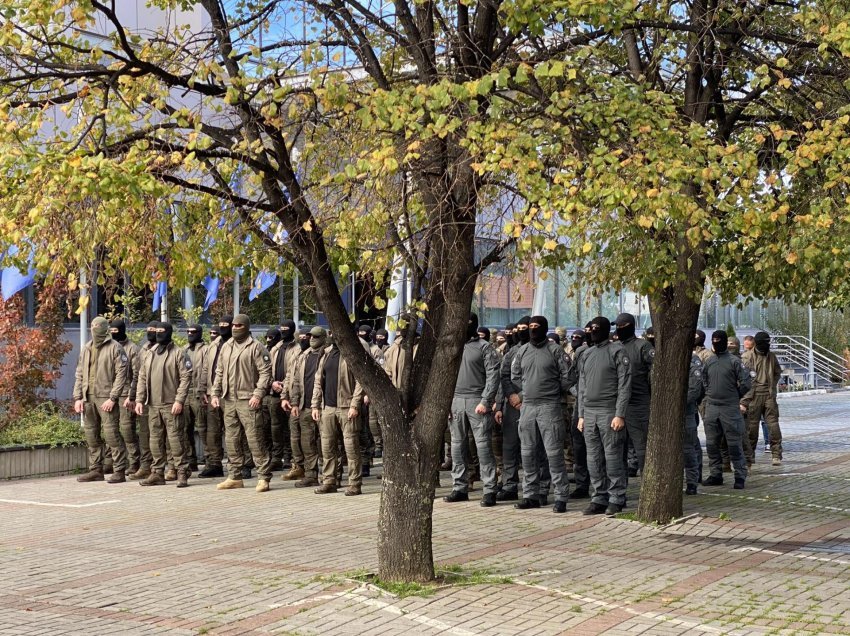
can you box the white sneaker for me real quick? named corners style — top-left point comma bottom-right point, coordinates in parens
top-left (763, 445), bottom-right (771, 453)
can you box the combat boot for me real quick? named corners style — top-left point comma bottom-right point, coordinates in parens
top-left (103, 464), bottom-right (113, 475)
top-left (255, 479), bottom-right (270, 493)
top-left (140, 472), bottom-right (166, 486)
top-left (164, 468), bottom-right (178, 481)
top-left (314, 483), bottom-right (338, 494)
top-left (269, 459), bottom-right (284, 471)
top-left (216, 478), bottom-right (244, 490)
top-left (294, 477), bottom-right (319, 488)
top-left (76, 470), bottom-right (104, 483)
top-left (198, 465), bottom-right (224, 478)
top-left (344, 485), bottom-right (362, 496)
top-left (129, 466), bottom-right (151, 481)
top-left (176, 472), bottom-right (189, 488)
top-left (283, 466), bottom-right (304, 481)
top-left (106, 471), bottom-right (126, 484)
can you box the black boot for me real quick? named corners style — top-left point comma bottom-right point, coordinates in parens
top-left (514, 498), bottom-right (540, 510)
top-left (443, 490), bottom-right (469, 503)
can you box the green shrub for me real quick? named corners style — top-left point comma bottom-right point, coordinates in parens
top-left (726, 323), bottom-right (736, 337)
top-left (0, 402), bottom-right (84, 448)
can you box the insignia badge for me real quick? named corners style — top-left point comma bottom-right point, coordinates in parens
top-left (648, 348), bottom-right (655, 358)
top-left (120, 354), bottom-right (128, 362)
top-left (186, 360), bottom-right (193, 370)
top-left (750, 370), bottom-right (757, 378)
top-left (263, 354), bottom-right (270, 362)
top-left (694, 370), bottom-right (701, 377)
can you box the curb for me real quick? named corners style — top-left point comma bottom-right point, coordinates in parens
top-left (776, 389), bottom-right (828, 399)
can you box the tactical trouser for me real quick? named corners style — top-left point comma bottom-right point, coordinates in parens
top-left (571, 401), bottom-right (590, 491)
top-left (359, 419), bottom-right (373, 468)
top-left (187, 396), bottom-right (206, 466)
top-left (745, 393), bottom-right (782, 462)
top-left (583, 409), bottom-right (627, 507)
top-left (368, 403), bottom-right (383, 453)
top-left (263, 394), bottom-right (290, 462)
top-left (684, 412), bottom-right (700, 488)
top-left (492, 418), bottom-right (503, 477)
top-left (148, 404), bottom-right (189, 475)
top-left (704, 402), bottom-right (748, 482)
top-left (449, 397), bottom-right (497, 495)
top-left (223, 399), bottom-right (271, 480)
top-left (625, 402), bottom-right (650, 475)
top-left (203, 399), bottom-right (224, 468)
top-left (319, 408), bottom-right (361, 487)
top-left (119, 402), bottom-right (140, 470)
top-left (500, 404), bottom-right (521, 494)
top-left (519, 402), bottom-right (569, 502)
top-left (83, 398), bottom-right (126, 473)
top-left (563, 398), bottom-right (575, 469)
top-left (291, 409), bottom-right (319, 479)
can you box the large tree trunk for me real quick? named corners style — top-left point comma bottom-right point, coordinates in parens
top-left (638, 244), bottom-right (704, 524)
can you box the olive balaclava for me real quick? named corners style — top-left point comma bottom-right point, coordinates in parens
top-left (695, 330), bottom-right (707, 348)
top-left (266, 327), bottom-right (282, 349)
top-left (280, 319), bottom-right (296, 343)
top-left (218, 316), bottom-right (233, 342)
top-left (156, 321), bottom-right (173, 355)
top-left (589, 316), bottom-right (611, 345)
top-left (309, 326), bottom-right (327, 350)
top-left (515, 315), bottom-right (531, 345)
top-left (186, 324), bottom-right (203, 347)
top-left (754, 331), bottom-right (771, 354)
top-left (91, 317), bottom-right (111, 348)
top-left (711, 330), bottom-right (728, 354)
top-left (529, 315), bottom-right (549, 345)
top-left (375, 329), bottom-right (389, 347)
top-left (109, 317), bottom-right (127, 343)
top-left (146, 320), bottom-right (158, 345)
top-left (232, 314), bottom-right (250, 343)
top-left (615, 313), bottom-right (636, 342)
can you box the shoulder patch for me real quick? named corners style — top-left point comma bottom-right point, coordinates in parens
top-left (185, 359), bottom-right (193, 370)
top-left (750, 370), bottom-right (757, 378)
top-left (694, 369), bottom-right (702, 377)
top-left (263, 354), bottom-right (270, 362)
top-left (120, 353), bottom-right (128, 363)
top-left (648, 348), bottom-right (655, 358)
top-left (621, 354), bottom-right (630, 365)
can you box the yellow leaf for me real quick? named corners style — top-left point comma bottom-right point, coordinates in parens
top-left (582, 241), bottom-right (593, 254)
top-left (543, 239), bottom-right (557, 251)
top-left (637, 215), bottom-right (653, 228)
top-left (646, 188), bottom-right (659, 198)
top-left (786, 252), bottom-right (798, 264)
top-left (302, 220), bottom-right (312, 231)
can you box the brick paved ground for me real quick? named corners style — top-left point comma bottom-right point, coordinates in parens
top-left (1, 393), bottom-right (848, 635)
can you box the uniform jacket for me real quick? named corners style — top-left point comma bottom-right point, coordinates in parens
top-left (741, 350), bottom-right (782, 401)
top-left (510, 341), bottom-right (574, 404)
top-left (118, 339), bottom-right (142, 399)
top-left (136, 342), bottom-right (192, 406)
top-left (212, 336), bottom-right (272, 402)
top-left (286, 346), bottom-right (327, 410)
top-left (619, 336), bottom-right (654, 405)
top-left (200, 339), bottom-right (223, 396)
top-left (701, 352), bottom-right (752, 406)
top-left (269, 340), bottom-right (301, 396)
top-left (383, 338), bottom-right (417, 389)
top-left (310, 342), bottom-right (368, 411)
top-left (453, 338), bottom-right (500, 408)
top-left (686, 354), bottom-right (705, 421)
top-left (184, 342), bottom-right (208, 401)
top-left (577, 340), bottom-right (632, 419)
top-left (73, 340), bottom-right (128, 402)
top-left (694, 345), bottom-right (714, 365)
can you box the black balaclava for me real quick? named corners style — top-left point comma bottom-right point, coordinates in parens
top-left (186, 324), bottom-right (203, 347)
top-left (146, 320), bottom-right (158, 345)
top-left (615, 312), bottom-right (636, 342)
top-left (210, 326), bottom-right (220, 341)
top-left (375, 329), bottom-right (388, 347)
top-left (571, 330), bottom-right (584, 351)
top-left (529, 315), bottom-right (549, 345)
top-left (280, 319), bottom-right (296, 343)
top-left (711, 330), bottom-right (728, 354)
top-left (505, 322), bottom-right (517, 347)
top-left (232, 313), bottom-right (251, 343)
top-left (548, 332), bottom-right (561, 345)
top-left (266, 327), bottom-right (282, 349)
top-left (358, 324), bottom-right (373, 343)
top-left (644, 326), bottom-right (655, 348)
top-left (477, 327), bottom-right (490, 342)
top-left (218, 316), bottom-right (233, 342)
top-left (467, 313), bottom-right (480, 340)
top-left (583, 321), bottom-right (594, 346)
top-left (496, 331), bottom-right (506, 346)
top-left (589, 316), bottom-right (611, 345)
top-left (695, 330), bottom-right (706, 348)
top-left (515, 315), bottom-right (531, 345)
top-left (109, 318), bottom-right (127, 343)
top-left (297, 328), bottom-right (310, 351)
top-left (156, 322), bottom-right (173, 354)
top-left (754, 331), bottom-right (771, 354)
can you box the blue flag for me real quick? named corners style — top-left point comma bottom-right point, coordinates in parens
top-left (249, 271), bottom-right (277, 301)
top-left (152, 282), bottom-right (168, 311)
top-left (1, 245), bottom-right (35, 301)
top-left (202, 276), bottom-right (219, 310)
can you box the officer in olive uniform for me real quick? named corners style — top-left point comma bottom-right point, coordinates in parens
top-left (184, 324), bottom-right (208, 472)
top-left (741, 331), bottom-right (784, 466)
top-left (268, 320), bottom-right (299, 471)
top-left (135, 322), bottom-right (193, 487)
top-left (73, 317), bottom-right (129, 483)
top-left (109, 318), bottom-right (142, 476)
top-left (128, 322), bottom-right (159, 480)
top-left (198, 317), bottom-right (231, 478)
top-left (211, 314), bottom-right (273, 492)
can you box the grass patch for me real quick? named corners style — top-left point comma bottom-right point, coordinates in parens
top-left (320, 565), bottom-right (515, 599)
top-left (718, 512), bottom-right (732, 521)
top-left (615, 511), bottom-right (638, 521)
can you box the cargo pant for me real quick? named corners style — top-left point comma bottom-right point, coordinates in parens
top-left (745, 393), bottom-right (782, 463)
top-left (319, 407), bottom-right (361, 487)
top-left (148, 404), bottom-right (189, 475)
top-left (583, 409), bottom-right (627, 507)
top-left (571, 401), bottom-right (590, 491)
top-left (83, 398), bottom-right (127, 473)
top-left (500, 403), bottom-right (521, 494)
top-left (203, 399), bottom-right (224, 468)
top-left (186, 396), bottom-right (206, 465)
top-left (449, 397), bottom-right (497, 495)
top-left (704, 401), bottom-right (748, 482)
top-left (683, 412), bottom-right (700, 488)
top-left (291, 408), bottom-right (319, 479)
top-left (368, 404), bottom-right (383, 453)
top-left (519, 402), bottom-right (570, 503)
top-left (119, 402), bottom-right (145, 470)
top-left (223, 399), bottom-right (272, 480)
top-left (263, 394), bottom-right (291, 464)
top-left (625, 402), bottom-right (650, 474)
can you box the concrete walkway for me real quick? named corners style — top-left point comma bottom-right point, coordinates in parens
top-left (1, 393), bottom-right (848, 635)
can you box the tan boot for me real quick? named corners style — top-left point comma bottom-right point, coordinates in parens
top-left (176, 472), bottom-right (189, 488)
top-left (164, 468), bottom-right (178, 481)
top-left (255, 479), bottom-right (270, 493)
top-left (129, 466), bottom-right (151, 481)
top-left (282, 465), bottom-right (305, 481)
top-left (344, 485), bottom-right (362, 496)
top-left (140, 473), bottom-right (166, 486)
top-left (106, 471), bottom-right (126, 484)
top-left (314, 483), bottom-right (338, 494)
top-left (76, 470), bottom-right (104, 483)
top-left (216, 478), bottom-right (244, 490)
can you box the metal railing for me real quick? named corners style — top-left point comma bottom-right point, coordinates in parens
top-left (770, 335), bottom-right (849, 388)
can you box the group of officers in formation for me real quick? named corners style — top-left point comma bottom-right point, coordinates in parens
top-left (72, 310), bottom-right (784, 514)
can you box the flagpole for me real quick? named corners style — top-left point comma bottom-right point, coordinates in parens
top-left (233, 269), bottom-right (241, 315)
top-left (160, 285), bottom-right (168, 322)
top-left (293, 270), bottom-right (300, 324)
top-left (79, 267), bottom-right (88, 427)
